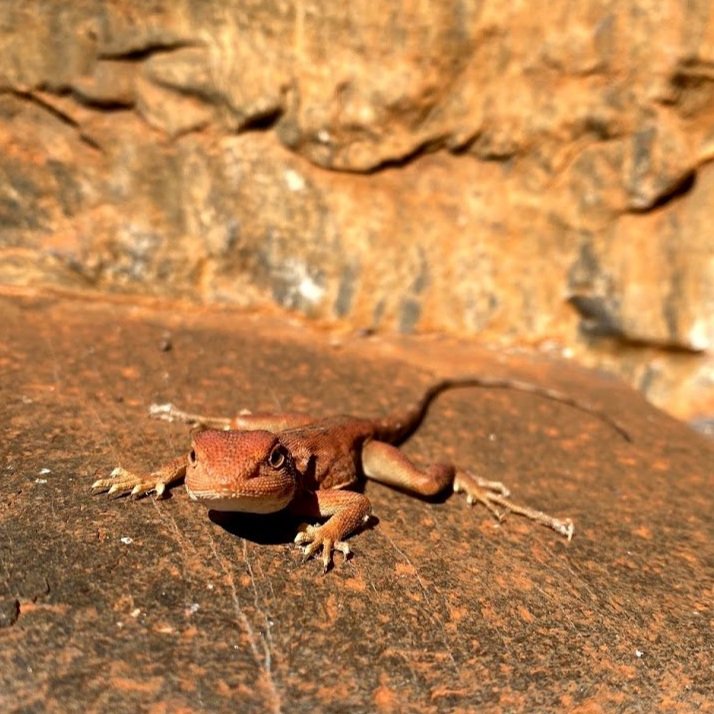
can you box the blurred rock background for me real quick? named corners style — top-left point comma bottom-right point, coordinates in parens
top-left (0, 1), bottom-right (712, 423)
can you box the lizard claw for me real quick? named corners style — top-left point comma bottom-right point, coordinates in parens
top-left (454, 469), bottom-right (574, 540)
top-left (295, 524), bottom-right (351, 572)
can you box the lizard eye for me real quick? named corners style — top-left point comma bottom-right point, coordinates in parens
top-left (268, 445), bottom-right (287, 469)
top-left (188, 449), bottom-right (196, 465)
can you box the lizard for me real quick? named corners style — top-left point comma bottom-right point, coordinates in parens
top-left (92, 376), bottom-right (630, 572)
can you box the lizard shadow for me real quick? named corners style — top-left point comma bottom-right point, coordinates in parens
top-left (208, 510), bottom-right (297, 545)
top-left (208, 509), bottom-right (381, 546)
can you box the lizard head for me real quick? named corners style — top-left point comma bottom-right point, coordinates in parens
top-left (185, 429), bottom-right (297, 513)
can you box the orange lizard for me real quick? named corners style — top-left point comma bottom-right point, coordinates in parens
top-left (93, 378), bottom-right (629, 571)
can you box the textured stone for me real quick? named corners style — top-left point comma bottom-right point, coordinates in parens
top-left (0, 1), bottom-right (712, 422)
top-left (0, 294), bottom-right (712, 712)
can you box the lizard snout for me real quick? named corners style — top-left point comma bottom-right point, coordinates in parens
top-left (185, 429), bottom-right (297, 514)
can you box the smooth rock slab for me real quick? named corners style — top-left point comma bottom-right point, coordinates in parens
top-left (0, 292), bottom-right (711, 712)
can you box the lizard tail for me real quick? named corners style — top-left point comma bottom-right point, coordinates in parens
top-left (373, 377), bottom-right (632, 445)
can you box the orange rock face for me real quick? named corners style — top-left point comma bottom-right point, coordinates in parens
top-left (0, 2), bottom-right (712, 421)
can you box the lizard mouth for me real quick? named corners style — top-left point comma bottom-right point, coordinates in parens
top-left (185, 485), bottom-right (294, 514)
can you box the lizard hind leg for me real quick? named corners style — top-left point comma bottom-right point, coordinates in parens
top-left (149, 403), bottom-right (234, 430)
top-left (361, 439), bottom-right (455, 497)
top-left (361, 440), bottom-right (573, 540)
top-left (149, 402), bottom-right (315, 432)
top-left (454, 469), bottom-right (574, 540)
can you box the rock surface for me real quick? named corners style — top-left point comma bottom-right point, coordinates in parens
top-left (0, 1), bottom-right (712, 421)
top-left (0, 293), bottom-right (712, 712)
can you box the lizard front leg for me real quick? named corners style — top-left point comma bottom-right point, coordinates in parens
top-left (290, 490), bottom-right (372, 572)
top-left (361, 440), bottom-right (573, 539)
top-left (92, 454), bottom-right (187, 498)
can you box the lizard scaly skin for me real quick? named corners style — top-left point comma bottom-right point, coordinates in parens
top-left (93, 377), bottom-right (630, 571)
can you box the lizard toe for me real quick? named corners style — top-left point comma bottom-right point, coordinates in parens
top-left (294, 523), bottom-right (351, 570)
top-left (294, 524), bottom-right (318, 544)
top-left (454, 470), bottom-right (510, 497)
top-left (454, 469), bottom-right (574, 539)
top-left (93, 468), bottom-right (167, 499)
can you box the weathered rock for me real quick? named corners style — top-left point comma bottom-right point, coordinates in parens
top-left (0, 1), bottom-right (712, 422)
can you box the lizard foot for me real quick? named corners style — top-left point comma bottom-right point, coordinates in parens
top-left (92, 455), bottom-right (186, 500)
top-left (149, 403), bottom-right (234, 430)
top-left (454, 470), bottom-right (574, 540)
top-left (294, 524), bottom-right (351, 573)
top-left (148, 403), bottom-right (187, 424)
top-left (92, 467), bottom-right (169, 499)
